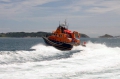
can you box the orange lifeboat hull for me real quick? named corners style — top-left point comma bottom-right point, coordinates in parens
top-left (42, 37), bottom-right (73, 51)
top-left (42, 20), bottom-right (81, 50)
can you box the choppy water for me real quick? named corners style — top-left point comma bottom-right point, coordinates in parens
top-left (0, 37), bottom-right (120, 79)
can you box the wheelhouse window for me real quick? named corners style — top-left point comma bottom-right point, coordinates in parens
top-left (59, 34), bottom-right (62, 37)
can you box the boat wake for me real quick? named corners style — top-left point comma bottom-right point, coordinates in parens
top-left (0, 42), bottom-right (120, 65)
top-left (1, 42), bottom-right (120, 79)
top-left (0, 44), bottom-right (81, 64)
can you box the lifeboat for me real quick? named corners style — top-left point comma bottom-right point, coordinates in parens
top-left (42, 21), bottom-right (81, 51)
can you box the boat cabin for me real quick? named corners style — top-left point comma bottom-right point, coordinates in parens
top-left (48, 24), bottom-right (80, 45)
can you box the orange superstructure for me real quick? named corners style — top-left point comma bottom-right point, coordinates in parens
top-left (42, 20), bottom-right (82, 50)
top-left (48, 23), bottom-right (80, 46)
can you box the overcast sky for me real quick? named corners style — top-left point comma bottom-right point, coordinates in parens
top-left (0, 0), bottom-right (120, 37)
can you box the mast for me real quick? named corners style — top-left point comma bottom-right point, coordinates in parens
top-left (65, 19), bottom-right (68, 29)
top-left (65, 19), bottom-right (69, 29)
top-left (65, 19), bottom-right (67, 26)
top-left (59, 21), bottom-right (60, 26)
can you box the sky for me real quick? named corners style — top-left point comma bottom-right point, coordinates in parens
top-left (0, 0), bottom-right (120, 37)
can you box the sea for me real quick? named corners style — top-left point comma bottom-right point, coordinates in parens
top-left (0, 37), bottom-right (120, 79)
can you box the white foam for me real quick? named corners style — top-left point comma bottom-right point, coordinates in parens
top-left (0, 44), bottom-right (71, 64)
top-left (0, 42), bottom-right (120, 79)
top-left (72, 42), bottom-right (120, 71)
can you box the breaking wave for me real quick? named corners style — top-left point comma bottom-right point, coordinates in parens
top-left (0, 44), bottom-right (80, 64)
top-left (1, 42), bottom-right (120, 79)
top-left (0, 42), bottom-right (120, 67)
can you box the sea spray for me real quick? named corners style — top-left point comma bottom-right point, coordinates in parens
top-left (0, 44), bottom-right (80, 64)
top-left (72, 42), bottom-right (120, 71)
top-left (0, 42), bottom-right (120, 79)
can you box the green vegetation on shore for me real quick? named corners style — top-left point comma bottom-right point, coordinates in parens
top-left (0, 32), bottom-right (89, 38)
top-left (99, 34), bottom-right (113, 38)
top-left (80, 33), bottom-right (89, 38)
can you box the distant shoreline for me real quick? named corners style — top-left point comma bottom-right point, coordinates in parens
top-left (0, 32), bottom-right (89, 38)
top-left (99, 34), bottom-right (120, 38)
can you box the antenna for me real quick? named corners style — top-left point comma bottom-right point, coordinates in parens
top-left (65, 19), bottom-right (67, 26)
top-left (59, 21), bottom-right (60, 26)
